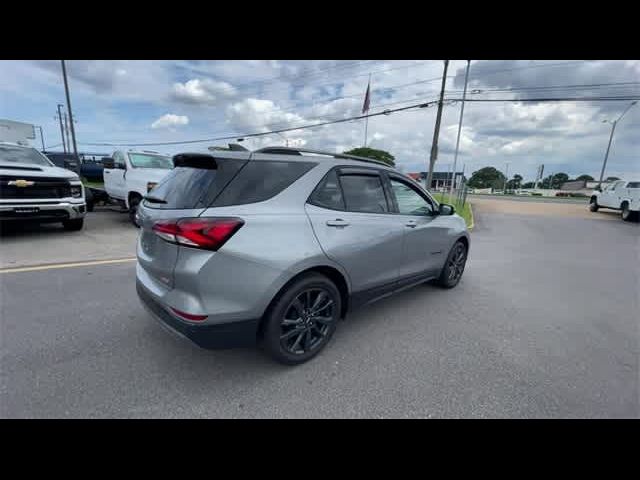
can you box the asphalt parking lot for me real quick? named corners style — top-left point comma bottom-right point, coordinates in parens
top-left (0, 199), bottom-right (638, 418)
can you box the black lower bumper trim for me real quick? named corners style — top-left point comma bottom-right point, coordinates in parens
top-left (136, 280), bottom-right (259, 350)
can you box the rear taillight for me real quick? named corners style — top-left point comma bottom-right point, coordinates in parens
top-left (152, 217), bottom-right (244, 251)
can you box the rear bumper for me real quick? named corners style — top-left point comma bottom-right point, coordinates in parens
top-left (136, 279), bottom-right (259, 349)
top-left (0, 201), bottom-right (86, 221)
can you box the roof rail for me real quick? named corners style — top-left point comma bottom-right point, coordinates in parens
top-left (253, 146), bottom-right (392, 167)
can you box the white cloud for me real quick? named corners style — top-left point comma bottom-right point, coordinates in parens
top-left (226, 98), bottom-right (306, 131)
top-left (151, 114), bottom-right (189, 129)
top-left (172, 79), bottom-right (237, 105)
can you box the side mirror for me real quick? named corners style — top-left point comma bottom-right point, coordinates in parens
top-left (102, 157), bottom-right (115, 169)
top-left (439, 203), bottom-right (456, 216)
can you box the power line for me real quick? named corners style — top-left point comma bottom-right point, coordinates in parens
top-left (274, 75), bottom-right (453, 115)
top-left (78, 100), bottom-right (440, 147)
top-left (445, 96), bottom-right (640, 102)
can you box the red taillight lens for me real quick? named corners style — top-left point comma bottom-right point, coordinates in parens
top-left (169, 307), bottom-right (208, 322)
top-left (152, 217), bottom-right (244, 251)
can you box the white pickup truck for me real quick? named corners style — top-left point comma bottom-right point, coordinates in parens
top-left (102, 149), bottom-right (173, 226)
top-left (0, 142), bottom-right (86, 230)
top-left (589, 179), bottom-right (640, 222)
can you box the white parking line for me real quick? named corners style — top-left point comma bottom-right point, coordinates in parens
top-left (0, 257), bottom-right (137, 274)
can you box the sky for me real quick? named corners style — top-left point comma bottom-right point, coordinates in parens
top-left (1, 60), bottom-right (638, 182)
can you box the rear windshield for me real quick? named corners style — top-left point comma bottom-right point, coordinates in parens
top-left (144, 158), bottom-right (247, 210)
top-left (144, 158), bottom-right (316, 210)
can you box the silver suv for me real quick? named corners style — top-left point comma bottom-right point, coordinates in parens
top-left (136, 147), bottom-right (470, 364)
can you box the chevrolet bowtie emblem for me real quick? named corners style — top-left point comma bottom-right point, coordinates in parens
top-left (8, 179), bottom-right (35, 187)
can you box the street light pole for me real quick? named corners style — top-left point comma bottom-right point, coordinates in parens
top-left (597, 100), bottom-right (637, 189)
top-left (598, 123), bottom-right (616, 189)
top-left (503, 162), bottom-right (510, 193)
top-left (449, 60), bottom-right (471, 204)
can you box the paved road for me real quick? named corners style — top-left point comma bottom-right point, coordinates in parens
top-left (468, 194), bottom-right (589, 205)
top-left (0, 209), bottom-right (137, 269)
top-left (1, 206), bottom-right (638, 418)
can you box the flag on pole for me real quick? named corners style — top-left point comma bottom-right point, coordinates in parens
top-left (362, 80), bottom-right (371, 114)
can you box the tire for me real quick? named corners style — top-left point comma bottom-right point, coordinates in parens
top-left (436, 240), bottom-right (468, 289)
top-left (260, 272), bottom-right (342, 365)
top-left (621, 202), bottom-right (638, 222)
top-left (85, 188), bottom-right (94, 212)
top-left (62, 218), bottom-right (84, 231)
top-left (129, 196), bottom-right (141, 228)
top-left (589, 197), bottom-right (599, 212)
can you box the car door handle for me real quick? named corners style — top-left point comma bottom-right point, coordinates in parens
top-left (405, 220), bottom-right (417, 228)
top-left (326, 219), bottom-right (350, 227)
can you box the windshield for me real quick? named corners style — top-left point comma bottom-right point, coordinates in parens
top-left (0, 145), bottom-right (53, 166)
top-left (128, 153), bottom-right (173, 169)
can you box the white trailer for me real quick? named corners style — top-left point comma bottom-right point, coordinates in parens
top-left (0, 119), bottom-right (36, 146)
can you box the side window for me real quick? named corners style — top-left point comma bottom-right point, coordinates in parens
top-left (113, 151), bottom-right (126, 169)
top-left (339, 174), bottom-right (389, 213)
top-left (212, 160), bottom-right (316, 207)
top-left (389, 178), bottom-right (434, 216)
top-left (626, 182), bottom-right (640, 188)
top-left (308, 169), bottom-right (345, 210)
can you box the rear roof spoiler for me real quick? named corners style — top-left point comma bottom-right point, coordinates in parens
top-left (173, 153), bottom-right (218, 169)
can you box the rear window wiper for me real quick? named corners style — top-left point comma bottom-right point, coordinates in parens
top-left (144, 195), bottom-right (167, 204)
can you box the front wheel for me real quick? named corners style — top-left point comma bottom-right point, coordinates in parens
top-left (261, 273), bottom-right (342, 365)
top-left (62, 218), bottom-right (84, 231)
top-left (129, 196), bottom-right (141, 228)
top-left (436, 240), bottom-right (468, 289)
top-left (589, 197), bottom-right (599, 212)
top-left (621, 202), bottom-right (638, 222)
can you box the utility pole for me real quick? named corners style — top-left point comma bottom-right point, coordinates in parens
top-left (598, 101), bottom-right (637, 189)
top-left (63, 112), bottom-right (71, 155)
top-left (363, 73), bottom-right (372, 147)
top-left (426, 60), bottom-right (449, 191)
top-left (61, 60), bottom-right (80, 175)
top-left (56, 104), bottom-right (67, 153)
top-left (449, 60), bottom-right (470, 204)
top-left (36, 126), bottom-right (45, 151)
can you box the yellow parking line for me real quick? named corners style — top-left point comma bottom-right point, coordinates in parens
top-left (0, 257), bottom-right (137, 274)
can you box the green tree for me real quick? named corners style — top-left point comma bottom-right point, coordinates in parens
top-left (575, 174), bottom-right (594, 182)
top-left (541, 172), bottom-right (569, 188)
top-left (521, 182), bottom-right (535, 189)
top-left (467, 166), bottom-right (506, 189)
top-left (344, 147), bottom-right (395, 166)
top-left (506, 174), bottom-right (523, 190)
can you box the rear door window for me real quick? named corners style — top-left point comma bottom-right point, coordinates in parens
top-left (626, 182), bottom-right (640, 188)
top-left (339, 173), bottom-right (389, 213)
top-left (308, 169), bottom-right (345, 210)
